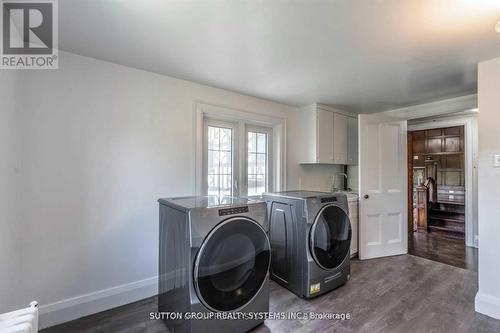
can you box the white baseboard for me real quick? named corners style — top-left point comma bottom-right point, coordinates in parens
top-left (38, 276), bottom-right (158, 330)
top-left (475, 292), bottom-right (500, 319)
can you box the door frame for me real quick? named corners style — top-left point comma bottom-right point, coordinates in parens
top-left (407, 132), bottom-right (414, 235)
top-left (407, 116), bottom-right (478, 248)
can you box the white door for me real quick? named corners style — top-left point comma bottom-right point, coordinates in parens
top-left (358, 113), bottom-right (408, 260)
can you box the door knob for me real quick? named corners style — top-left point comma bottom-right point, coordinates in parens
top-left (364, 194), bottom-right (369, 199)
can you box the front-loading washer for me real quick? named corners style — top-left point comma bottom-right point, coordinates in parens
top-left (262, 191), bottom-right (351, 298)
top-left (158, 195), bottom-right (270, 333)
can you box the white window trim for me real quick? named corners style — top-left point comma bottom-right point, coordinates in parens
top-left (245, 125), bottom-right (273, 197)
top-left (194, 101), bottom-right (286, 196)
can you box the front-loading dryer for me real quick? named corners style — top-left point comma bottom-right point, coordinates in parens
top-left (158, 195), bottom-right (270, 333)
top-left (262, 191), bottom-right (351, 298)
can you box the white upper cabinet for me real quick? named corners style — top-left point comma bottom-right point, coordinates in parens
top-left (347, 116), bottom-right (358, 165)
top-left (333, 113), bottom-right (349, 164)
top-left (299, 104), bottom-right (358, 165)
top-left (317, 108), bottom-right (334, 163)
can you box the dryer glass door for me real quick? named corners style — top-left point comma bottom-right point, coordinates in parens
top-left (194, 217), bottom-right (270, 312)
top-left (310, 205), bottom-right (351, 270)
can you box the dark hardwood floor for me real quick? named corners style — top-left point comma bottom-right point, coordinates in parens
top-left (41, 255), bottom-right (499, 333)
top-left (408, 231), bottom-right (478, 271)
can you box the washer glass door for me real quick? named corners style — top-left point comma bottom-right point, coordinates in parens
top-left (310, 205), bottom-right (351, 270)
top-left (195, 217), bottom-right (270, 312)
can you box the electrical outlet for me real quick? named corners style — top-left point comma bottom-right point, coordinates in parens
top-left (494, 154), bottom-right (500, 168)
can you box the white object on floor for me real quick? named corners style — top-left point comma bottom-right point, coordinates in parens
top-left (0, 302), bottom-right (38, 333)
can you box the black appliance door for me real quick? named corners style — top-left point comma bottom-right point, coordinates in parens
top-left (310, 204), bottom-right (351, 270)
top-left (194, 217), bottom-right (270, 312)
top-left (269, 202), bottom-right (294, 285)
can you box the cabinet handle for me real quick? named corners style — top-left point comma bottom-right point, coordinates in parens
top-left (364, 194), bottom-right (369, 199)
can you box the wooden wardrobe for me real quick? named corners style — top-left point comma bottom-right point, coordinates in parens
top-left (409, 126), bottom-right (465, 239)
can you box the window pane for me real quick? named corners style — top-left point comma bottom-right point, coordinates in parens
top-left (208, 175), bottom-right (220, 196)
top-left (257, 133), bottom-right (267, 153)
top-left (248, 175), bottom-right (257, 196)
top-left (247, 130), bottom-right (269, 196)
top-left (207, 150), bottom-right (219, 175)
top-left (256, 174), bottom-right (266, 195)
top-left (257, 153), bottom-right (266, 174)
top-left (220, 128), bottom-right (232, 151)
top-left (208, 126), bottom-right (219, 150)
top-left (219, 151), bottom-right (232, 175)
top-left (220, 174), bottom-right (232, 197)
top-left (206, 125), bottom-right (233, 197)
top-left (248, 153), bottom-right (256, 175)
top-left (248, 132), bottom-right (257, 153)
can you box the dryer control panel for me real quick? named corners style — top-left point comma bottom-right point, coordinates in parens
top-left (320, 197), bottom-right (338, 204)
top-left (218, 206), bottom-right (249, 216)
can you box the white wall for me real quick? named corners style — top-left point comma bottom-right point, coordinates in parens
top-left (297, 164), bottom-right (359, 193)
top-left (475, 56), bottom-right (500, 319)
top-left (0, 71), bottom-right (22, 313)
top-left (299, 164), bottom-right (343, 192)
top-left (0, 51), bottom-right (339, 327)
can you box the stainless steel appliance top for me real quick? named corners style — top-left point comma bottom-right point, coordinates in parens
top-left (158, 195), bottom-right (262, 210)
top-left (263, 190), bottom-right (341, 200)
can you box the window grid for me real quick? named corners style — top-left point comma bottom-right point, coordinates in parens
top-left (207, 126), bottom-right (233, 197)
top-left (247, 131), bottom-right (268, 196)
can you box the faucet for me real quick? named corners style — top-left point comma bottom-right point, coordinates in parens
top-left (331, 173), bottom-right (348, 192)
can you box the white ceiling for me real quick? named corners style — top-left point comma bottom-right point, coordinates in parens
top-left (59, 0), bottom-right (500, 113)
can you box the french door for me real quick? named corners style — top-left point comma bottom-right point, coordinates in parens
top-left (204, 120), bottom-right (238, 197)
top-left (203, 119), bottom-right (272, 197)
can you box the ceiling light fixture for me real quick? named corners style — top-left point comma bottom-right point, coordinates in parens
top-left (496, 21), bottom-right (500, 33)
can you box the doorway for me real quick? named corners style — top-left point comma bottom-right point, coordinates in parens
top-left (407, 124), bottom-right (477, 270)
top-left (357, 107), bottom-right (478, 264)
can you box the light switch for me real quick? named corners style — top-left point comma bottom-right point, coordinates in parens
top-left (495, 154), bottom-right (500, 168)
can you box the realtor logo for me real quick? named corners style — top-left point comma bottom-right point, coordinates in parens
top-left (1, 0), bottom-right (58, 69)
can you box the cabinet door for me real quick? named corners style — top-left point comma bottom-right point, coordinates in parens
top-left (348, 201), bottom-right (359, 255)
top-left (347, 116), bottom-right (358, 165)
top-left (333, 113), bottom-right (348, 164)
top-left (316, 109), bottom-right (334, 163)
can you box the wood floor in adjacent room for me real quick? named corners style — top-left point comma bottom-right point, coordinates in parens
top-left (41, 255), bottom-right (499, 333)
top-left (408, 231), bottom-right (478, 271)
